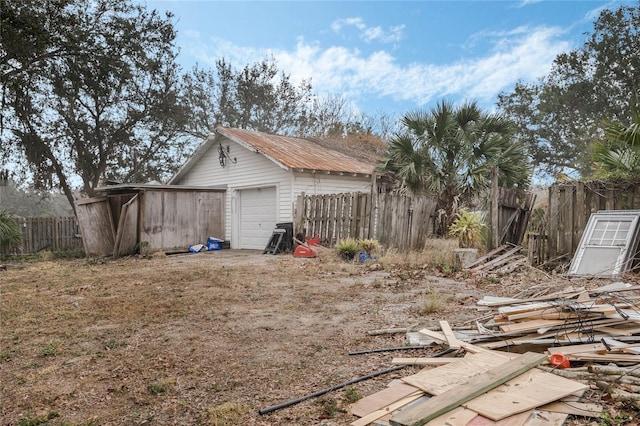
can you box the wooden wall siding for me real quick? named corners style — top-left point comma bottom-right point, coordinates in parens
top-left (1, 216), bottom-right (83, 255)
top-left (296, 192), bottom-right (438, 251)
top-left (139, 190), bottom-right (224, 251)
top-left (75, 197), bottom-right (116, 257)
top-left (547, 180), bottom-right (640, 259)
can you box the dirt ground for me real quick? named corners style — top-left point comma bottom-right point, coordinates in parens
top-left (0, 246), bottom-right (629, 425)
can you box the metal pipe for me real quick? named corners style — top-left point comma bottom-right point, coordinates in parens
top-left (258, 365), bottom-right (407, 415)
top-left (257, 348), bottom-right (455, 415)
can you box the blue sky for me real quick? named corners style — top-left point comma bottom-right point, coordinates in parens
top-left (145, 0), bottom-right (631, 116)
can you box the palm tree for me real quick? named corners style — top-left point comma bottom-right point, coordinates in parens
top-left (379, 100), bottom-right (530, 234)
top-left (0, 210), bottom-right (22, 250)
top-left (592, 111), bottom-right (640, 179)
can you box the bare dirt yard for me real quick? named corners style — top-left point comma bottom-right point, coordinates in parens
top-left (0, 244), bottom-right (633, 425)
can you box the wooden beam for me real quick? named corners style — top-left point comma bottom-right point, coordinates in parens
top-left (439, 320), bottom-right (461, 350)
top-left (389, 352), bottom-right (547, 426)
top-left (391, 357), bottom-right (458, 366)
top-left (417, 328), bottom-right (507, 357)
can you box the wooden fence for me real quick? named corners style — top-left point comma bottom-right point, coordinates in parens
top-left (295, 192), bottom-right (439, 250)
top-left (297, 188), bottom-right (534, 253)
top-left (488, 186), bottom-right (536, 251)
top-left (546, 180), bottom-right (640, 260)
top-left (295, 192), bottom-right (374, 247)
top-left (1, 216), bottom-right (82, 255)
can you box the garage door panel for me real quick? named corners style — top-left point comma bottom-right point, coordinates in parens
top-left (239, 187), bottom-right (277, 250)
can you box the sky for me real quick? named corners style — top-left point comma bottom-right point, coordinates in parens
top-left (141, 0), bottom-right (634, 117)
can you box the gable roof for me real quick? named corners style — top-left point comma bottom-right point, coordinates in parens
top-left (170, 127), bottom-right (377, 183)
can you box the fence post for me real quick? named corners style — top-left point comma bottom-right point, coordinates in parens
top-left (489, 166), bottom-right (500, 251)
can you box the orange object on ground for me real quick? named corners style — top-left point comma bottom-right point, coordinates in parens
top-left (549, 353), bottom-right (570, 369)
top-left (306, 237), bottom-right (321, 246)
top-left (293, 244), bottom-right (317, 258)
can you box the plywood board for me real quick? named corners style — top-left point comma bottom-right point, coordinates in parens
top-left (523, 411), bottom-right (567, 426)
top-left (464, 368), bottom-right (587, 421)
top-left (402, 352), bottom-right (509, 395)
top-left (351, 392), bottom-right (424, 426)
top-left (423, 407), bottom-right (477, 426)
top-left (390, 352), bottom-right (546, 426)
top-left (466, 410), bottom-right (532, 426)
top-left (351, 382), bottom-right (422, 418)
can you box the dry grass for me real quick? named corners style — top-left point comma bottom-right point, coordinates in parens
top-left (0, 246), bottom-right (593, 425)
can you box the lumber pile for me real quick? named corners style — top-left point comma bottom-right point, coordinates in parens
top-left (472, 281), bottom-right (640, 352)
top-left (350, 282), bottom-right (640, 425)
top-left (466, 244), bottom-right (527, 275)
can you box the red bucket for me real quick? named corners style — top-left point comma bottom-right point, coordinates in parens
top-left (549, 353), bottom-right (570, 369)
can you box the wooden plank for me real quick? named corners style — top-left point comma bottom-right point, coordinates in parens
top-left (474, 246), bottom-right (522, 271)
top-left (499, 319), bottom-right (566, 333)
top-left (402, 352), bottom-right (515, 396)
top-left (417, 328), bottom-right (508, 357)
top-left (351, 391), bottom-right (424, 426)
top-left (351, 382), bottom-right (422, 418)
top-left (537, 401), bottom-right (602, 418)
top-left (566, 353), bottom-right (640, 362)
top-left (391, 358), bottom-right (459, 366)
top-left (547, 342), bottom-right (607, 355)
top-left (466, 245), bottom-right (509, 269)
top-left (439, 321), bottom-right (461, 350)
top-left (389, 352), bottom-right (547, 426)
top-left (464, 368), bottom-right (587, 420)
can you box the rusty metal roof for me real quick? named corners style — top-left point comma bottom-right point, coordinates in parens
top-left (217, 127), bottom-right (375, 176)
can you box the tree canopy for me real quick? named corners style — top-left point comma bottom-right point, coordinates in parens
top-left (380, 100), bottom-right (530, 233)
top-left (1, 0), bottom-right (193, 212)
top-left (180, 57), bottom-right (314, 138)
top-left (497, 3), bottom-right (640, 179)
top-left (592, 110), bottom-right (640, 179)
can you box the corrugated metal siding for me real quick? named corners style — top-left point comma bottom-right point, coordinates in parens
top-left (219, 127), bottom-right (374, 175)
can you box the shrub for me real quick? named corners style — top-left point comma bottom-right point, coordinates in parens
top-left (335, 238), bottom-right (359, 260)
top-left (0, 210), bottom-right (22, 249)
top-left (448, 209), bottom-right (486, 248)
top-left (358, 238), bottom-right (380, 254)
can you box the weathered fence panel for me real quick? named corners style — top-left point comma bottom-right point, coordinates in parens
top-left (546, 180), bottom-right (640, 260)
top-left (297, 192), bottom-right (373, 247)
top-left (1, 216), bottom-right (83, 255)
top-left (296, 192), bottom-right (438, 251)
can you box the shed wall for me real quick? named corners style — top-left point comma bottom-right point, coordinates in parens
top-left (139, 190), bottom-right (224, 251)
top-left (175, 136), bottom-right (374, 249)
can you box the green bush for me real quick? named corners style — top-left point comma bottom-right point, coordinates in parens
top-left (358, 238), bottom-right (380, 254)
top-left (449, 209), bottom-right (486, 248)
top-left (0, 210), bottom-right (22, 249)
top-left (335, 238), bottom-right (359, 260)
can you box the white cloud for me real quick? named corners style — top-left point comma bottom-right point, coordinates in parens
top-left (181, 24), bottom-right (572, 112)
top-left (331, 17), bottom-right (405, 44)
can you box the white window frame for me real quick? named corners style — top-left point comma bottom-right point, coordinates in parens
top-left (568, 210), bottom-right (640, 277)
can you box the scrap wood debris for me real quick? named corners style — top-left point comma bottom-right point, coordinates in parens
top-left (348, 281), bottom-right (640, 425)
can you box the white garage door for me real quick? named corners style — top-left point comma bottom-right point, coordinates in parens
top-left (239, 187), bottom-right (277, 249)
